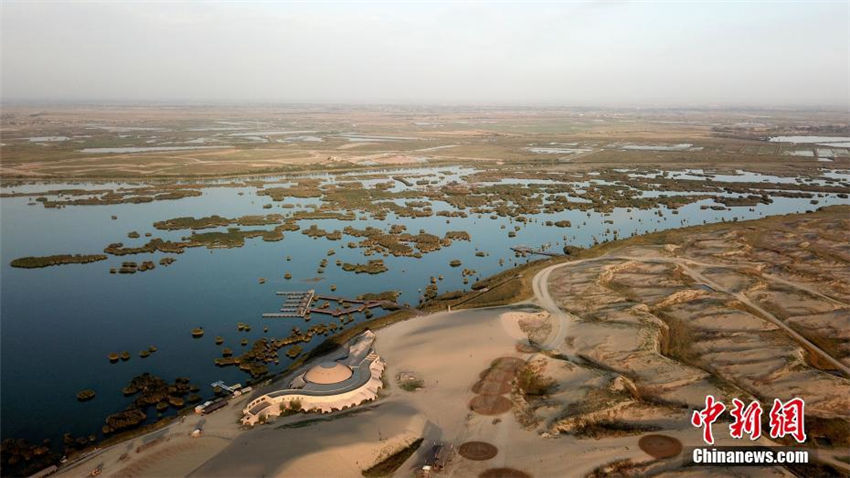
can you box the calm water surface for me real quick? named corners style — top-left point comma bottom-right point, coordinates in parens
top-left (2, 166), bottom-right (849, 447)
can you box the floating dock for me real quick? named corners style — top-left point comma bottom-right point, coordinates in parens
top-left (210, 380), bottom-right (244, 395)
top-left (262, 290), bottom-right (315, 318)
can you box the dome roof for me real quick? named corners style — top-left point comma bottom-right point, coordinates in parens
top-left (304, 361), bottom-right (353, 384)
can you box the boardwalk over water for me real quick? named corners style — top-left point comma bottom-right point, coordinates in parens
top-left (309, 295), bottom-right (384, 317)
top-left (262, 291), bottom-right (388, 318)
top-left (262, 290), bottom-right (314, 318)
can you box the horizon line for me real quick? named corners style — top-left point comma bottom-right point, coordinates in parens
top-left (2, 98), bottom-right (848, 112)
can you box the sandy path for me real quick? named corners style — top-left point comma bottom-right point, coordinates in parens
top-left (532, 262), bottom-right (578, 352)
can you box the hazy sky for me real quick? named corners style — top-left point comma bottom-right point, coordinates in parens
top-left (1, 1), bottom-right (848, 106)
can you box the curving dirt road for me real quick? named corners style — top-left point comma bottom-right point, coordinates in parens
top-left (532, 262), bottom-right (574, 351)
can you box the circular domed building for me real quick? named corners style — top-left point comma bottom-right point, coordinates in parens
top-left (242, 331), bottom-right (385, 425)
top-left (304, 362), bottom-right (353, 384)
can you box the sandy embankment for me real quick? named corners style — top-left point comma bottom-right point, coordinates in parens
top-left (191, 307), bottom-right (525, 477)
top-left (52, 394), bottom-right (252, 478)
top-left (53, 299), bottom-right (794, 478)
top-left (189, 304), bottom-right (718, 478)
top-left (51, 307), bottom-right (529, 478)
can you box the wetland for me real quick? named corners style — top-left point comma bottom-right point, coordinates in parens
top-left (2, 105), bottom-right (850, 474)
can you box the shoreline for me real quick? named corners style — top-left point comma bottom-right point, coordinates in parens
top-left (17, 204), bottom-right (850, 477)
top-left (2, 156), bottom-right (838, 185)
top-left (0, 158), bottom-right (492, 185)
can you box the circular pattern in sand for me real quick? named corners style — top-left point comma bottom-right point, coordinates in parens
top-left (458, 441), bottom-right (498, 461)
top-left (470, 357), bottom-right (525, 415)
top-left (492, 357), bottom-right (525, 371)
top-left (479, 467), bottom-right (532, 478)
top-left (472, 379), bottom-right (512, 395)
top-left (478, 369), bottom-right (514, 383)
top-left (638, 434), bottom-right (683, 459)
top-left (469, 395), bottom-right (512, 415)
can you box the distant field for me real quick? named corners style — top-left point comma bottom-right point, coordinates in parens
top-left (2, 105), bottom-right (847, 179)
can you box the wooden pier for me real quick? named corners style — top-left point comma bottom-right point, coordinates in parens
top-left (314, 294), bottom-right (369, 304)
top-left (309, 294), bottom-right (384, 317)
top-left (263, 291), bottom-right (394, 319)
top-left (309, 302), bottom-right (380, 317)
top-left (262, 290), bottom-right (315, 318)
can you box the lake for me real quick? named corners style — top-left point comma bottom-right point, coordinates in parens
top-left (2, 165), bottom-right (849, 448)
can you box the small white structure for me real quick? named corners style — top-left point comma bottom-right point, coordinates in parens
top-left (194, 401), bottom-right (213, 414)
top-left (241, 331), bottom-right (385, 426)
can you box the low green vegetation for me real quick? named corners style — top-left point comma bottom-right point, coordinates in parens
top-left (357, 290), bottom-right (401, 302)
top-left (279, 399), bottom-right (303, 416)
top-left (213, 321), bottom-right (351, 378)
top-left (76, 389), bottom-right (96, 401)
top-left (158, 257), bottom-right (176, 266)
top-left (104, 374), bottom-right (197, 434)
top-left (104, 238), bottom-right (185, 255)
top-left (184, 226), bottom-right (286, 248)
top-left (10, 254), bottom-right (107, 268)
top-left (516, 361), bottom-right (556, 397)
top-left (398, 377), bottom-right (424, 392)
top-left (153, 214), bottom-right (290, 230)
top-left (341, 259), bottom-right (388, 274)
top-left (154, 215), bottom-right (232, 230)
top-left (258, 179), bottom-right (323, 200)
top-left (21, 187), bottom-right (203, 208)
top-left (444, 230), bottom-right (471, 241)
top-left (570, 420), bottom-right (661, 439)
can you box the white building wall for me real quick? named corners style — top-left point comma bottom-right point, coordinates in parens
top-left (242, 357), bottom-right (385, 426)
